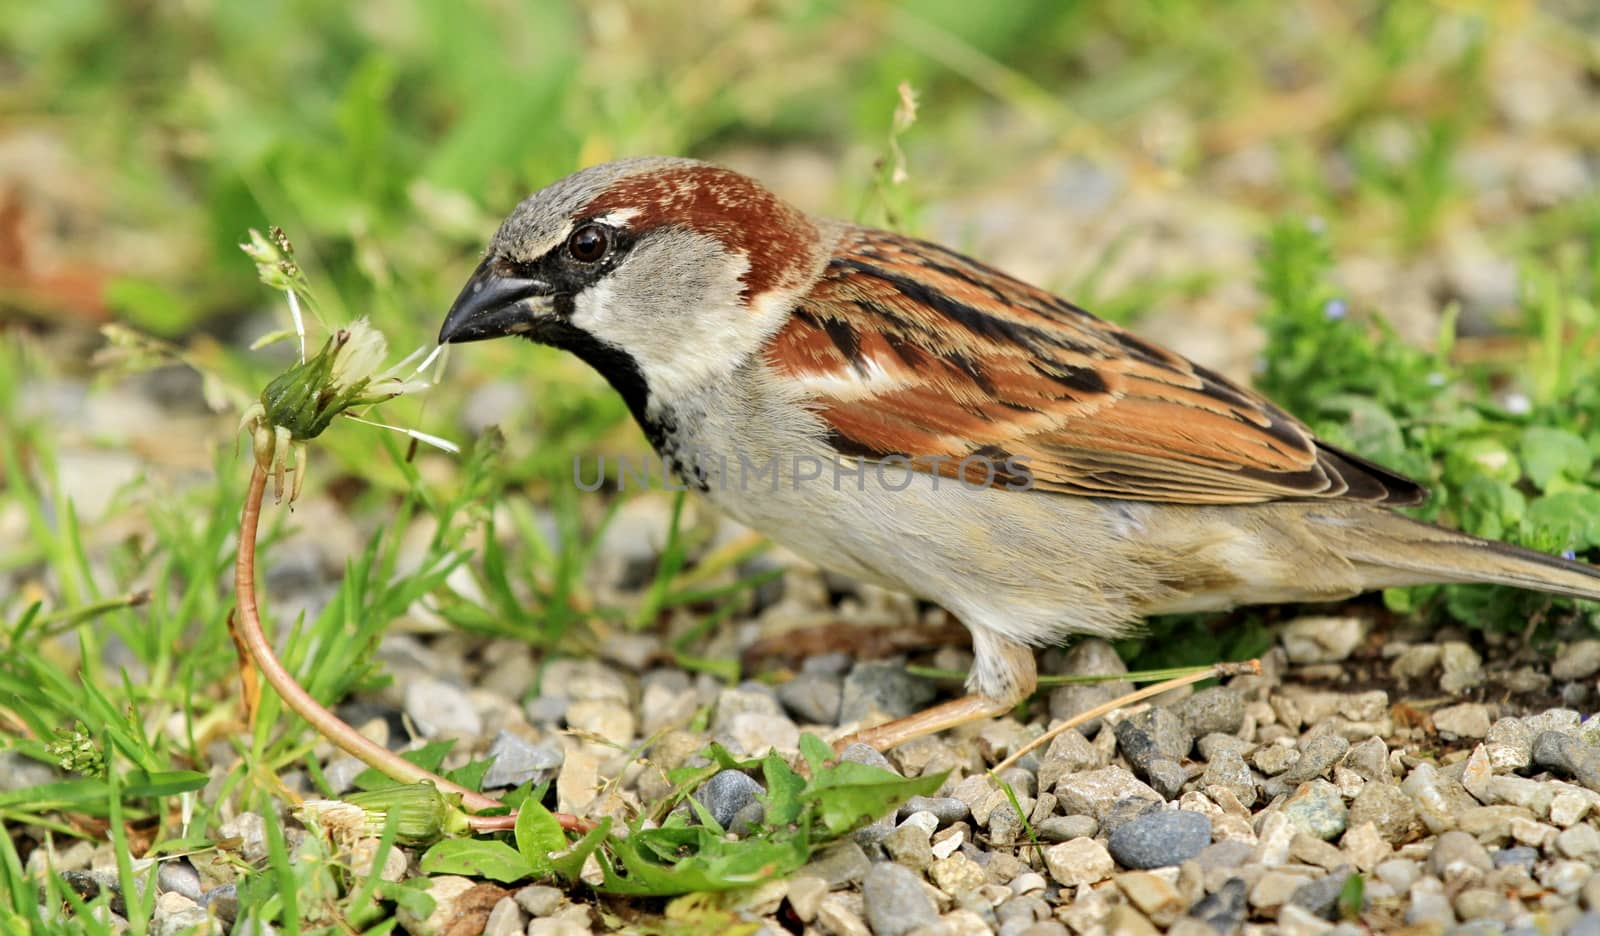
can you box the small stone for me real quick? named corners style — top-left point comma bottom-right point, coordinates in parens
top-left (1037, 814), bottom-right (1098, 843)
top-left (483, 896), bottom-right (527, 936)
top-left (481, 731), bottom-right (563, 790)
top-left (1053, 766), bottom-right (1163, 819)
top-left (1453, 887), bottom-right (1504, 921)
top-left (725, 711), bottom-right (800, 757)
top-left (1280, 615), bottom-right (1368, 663)
top-left (1189, 877), bottom-right (1247, 934)
top-left (711, 685), bottom-right (783, 732)
top-left (1170, 687), bottom-right (1246, 738)
top-left (1283, 779), bottom-right (1348, 840)
top-left (1375, 858), bottom-right (1420, 893)
top-left (1282, 732), bottom-right (1350, 783)
top-left (1492, 846), bottom-right (1539, 871)
top-left (1341, 737), bottom-right (1391, 784)
top-left (1402, 762), bottom-right (1479, 833)
top-left (785, 875), bottom-right (827, 923)
top-left (1196, 733), bottom-right (1251, 761)
top-left (1390, 644), bottom-right (1441, 685)
top-left (397, 877), bottom-right (506, 936)
top-left (1117, 871), bottom-right (1184, 927)
top-left (839, 663), bottom-right (936, 724)
top-left (151, 892), bottom-right (208, 936)
top-left (1290, 867), bottom-right (1354, 920)
top-left (1253, 810), bottom-right (1297, 866)
top-left (156, 860), bottom-right (203, 902)
top-left (861, 863), bottom-right (939, 936)
top-left (1341, 821), bottom-right (1393, 872)
top-left (929, 852), bottom-right (986, 896)
top-left (1433, 703), bottom-right (1493, 740)
top-left (899, 797), bottom-right (969, 826)
top-left (817, 894), bottom-right (872, 936)
top-left (1458, 805), bottom-right (1533, 843)
top-left (1046, 639), bottom-right (1133, 735)
top-left (1252, 744), bottom-right (1300, 776)
top-left (1533, 730), bottom-right (1600, 792)
top-left (1036, 727), bottom-right (1102, 792)
top-left (1540, 858), bottom-right (1596, 896)
top-left (219, 812), bottom-right (268, 863)
top-left (884, 822), bottom-right (933, 873)
top-left (1428, 830), bottom-right (1493, 881)
top-left (1290, 832), bottom-right (1347, 870)
top-left (1439, 641), bottom-right (1484, 692)
top-left (1116, 708), bottom-right (1194, 772)
top-left (1248, 864), bottom-right (1312, 908)
top-left (1200, 749), bottom-right (1256, 806)
top-left (514, 884), bottom-right (564, 917)
top-left (1553, 641), bottom-right (1600, 681)
top-left (1044, 837), bottom-right (1115, 887)
top-left (807, 841), bottom-right (871, 888)
top-left (1108, 810), bottom-right (1212, 870)
top-left (1553, 789), bottom-right (1593, 827)
top-left (1559, 823), bottom-right (1600, 863)
top-left (1102, 905), bottom-right (1161, 936)
top-left (1404, 877), bottom-right (1455, 928)
top-left (403, 678), bottom-right (482, 739)
top-left (777, 672), bottom-right (842, 725)
top-left (1348, 782), bottom-right (1421, 845)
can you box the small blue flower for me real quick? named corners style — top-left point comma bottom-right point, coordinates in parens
top-left (1562, 550), bottom-right (1578, 562)
top-left (1323, 298), bottom-right (1348, 321)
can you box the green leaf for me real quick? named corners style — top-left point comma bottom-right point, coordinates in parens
top-left (514, 803), bottom-right (566, 873)
top-left (122, 769), bottom-right (208, 798)
top-left (353, 740), bottom-right (456, 791)
top-left (445, 756), bottom-right (494, 794)
top-left (759, 753), bottom-right (807, 827)
top-left (1524, 491), bottom-right (1600, 554)
top-left (1521, 427), bottom-right (1593, 491)
top-left (550, 818), bottom-right (611, 881)
top-left (418, 839), bottom-right (534, 884)
top-left (803, 762), bottom-right (946, 837)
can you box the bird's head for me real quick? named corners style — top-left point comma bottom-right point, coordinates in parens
top-left (439, 157), bottom-right (829, 406)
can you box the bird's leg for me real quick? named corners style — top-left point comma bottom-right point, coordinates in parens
top-left (837, 633), bottom-right (1036, 752)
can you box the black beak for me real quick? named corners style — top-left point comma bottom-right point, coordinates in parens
top-left (438, 257), bottom-right (552, 344)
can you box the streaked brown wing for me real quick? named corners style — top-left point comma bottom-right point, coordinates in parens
top-left (764, 227), bottom-right (1424, 506)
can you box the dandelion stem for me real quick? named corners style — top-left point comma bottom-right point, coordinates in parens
top-left (233, 463), bottom-right (593, 834)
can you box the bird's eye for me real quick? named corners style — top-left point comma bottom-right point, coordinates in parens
top-left (566, 223), bottom-right (609, 263)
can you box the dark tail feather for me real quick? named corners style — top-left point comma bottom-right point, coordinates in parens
top-left (1336, 510), bottom-right (1600, 602)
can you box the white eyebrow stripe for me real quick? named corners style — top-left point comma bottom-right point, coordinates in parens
top-left (598, 207), bottom-right (642, 228)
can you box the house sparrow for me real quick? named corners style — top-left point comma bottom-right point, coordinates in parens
top-left (440, 157), bottom-right (1600, 750)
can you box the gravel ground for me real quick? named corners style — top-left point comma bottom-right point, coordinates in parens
top-left (14, 480), bottom-right (1600, 936)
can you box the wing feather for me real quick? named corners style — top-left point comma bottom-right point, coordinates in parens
top-left (764, 227), bottom-right (1425, 506)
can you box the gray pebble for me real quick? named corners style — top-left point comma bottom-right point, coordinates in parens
top-left (1037, 814), bottom-right (1099, 842)
top-left (1493, 846), bottom-right (1539, 870)
top-left (898, 796), bottom-right (969, 826)
top-left (777, 672), bottom-right (843, 725)
top-left (201, 884), bottom-right (238, 924)
top-left (840, 663), bottom-right (936, 723)
top-left (1143, 758), bottom-right (1190, 800)
top-left (1428, 830), bottom-right (1493, 879)
top-left (1196, 733), bottom-right (1252, 762)
top-left (1200, 749), bottom-right (1256, 806)
top-left (1046, 640), bottom-right (1132, 736)
top-left (695, 769), bottom-right (765, 830)
top-left (481, 731), bottom-right (564, 790)
top-left (1189, 877), bottom-right (1247, 933)
top-left (1116, 707), bottom-right (1195, 766)
top-left (1533, 730), bottom-right (1600, 792)
top-left (156, 860), bottom-right (202, 902)
top-left (1282, 732), bottom-right (1350, 784)
top-left (1101, 796), bottom-right (1165, 838)
top-left (862, 862), bottom-right (940, 936)
top-left (1291, 867), bottom-right (1355, 920)
top-left (1108, 810), bottom-right (1213, 869)
top-left (402, 678), bottom-right (482, 740)
top-left (1170, 687), bottom-right (1246, 738)
top-left (807, 841), bottom-right (871, 887)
